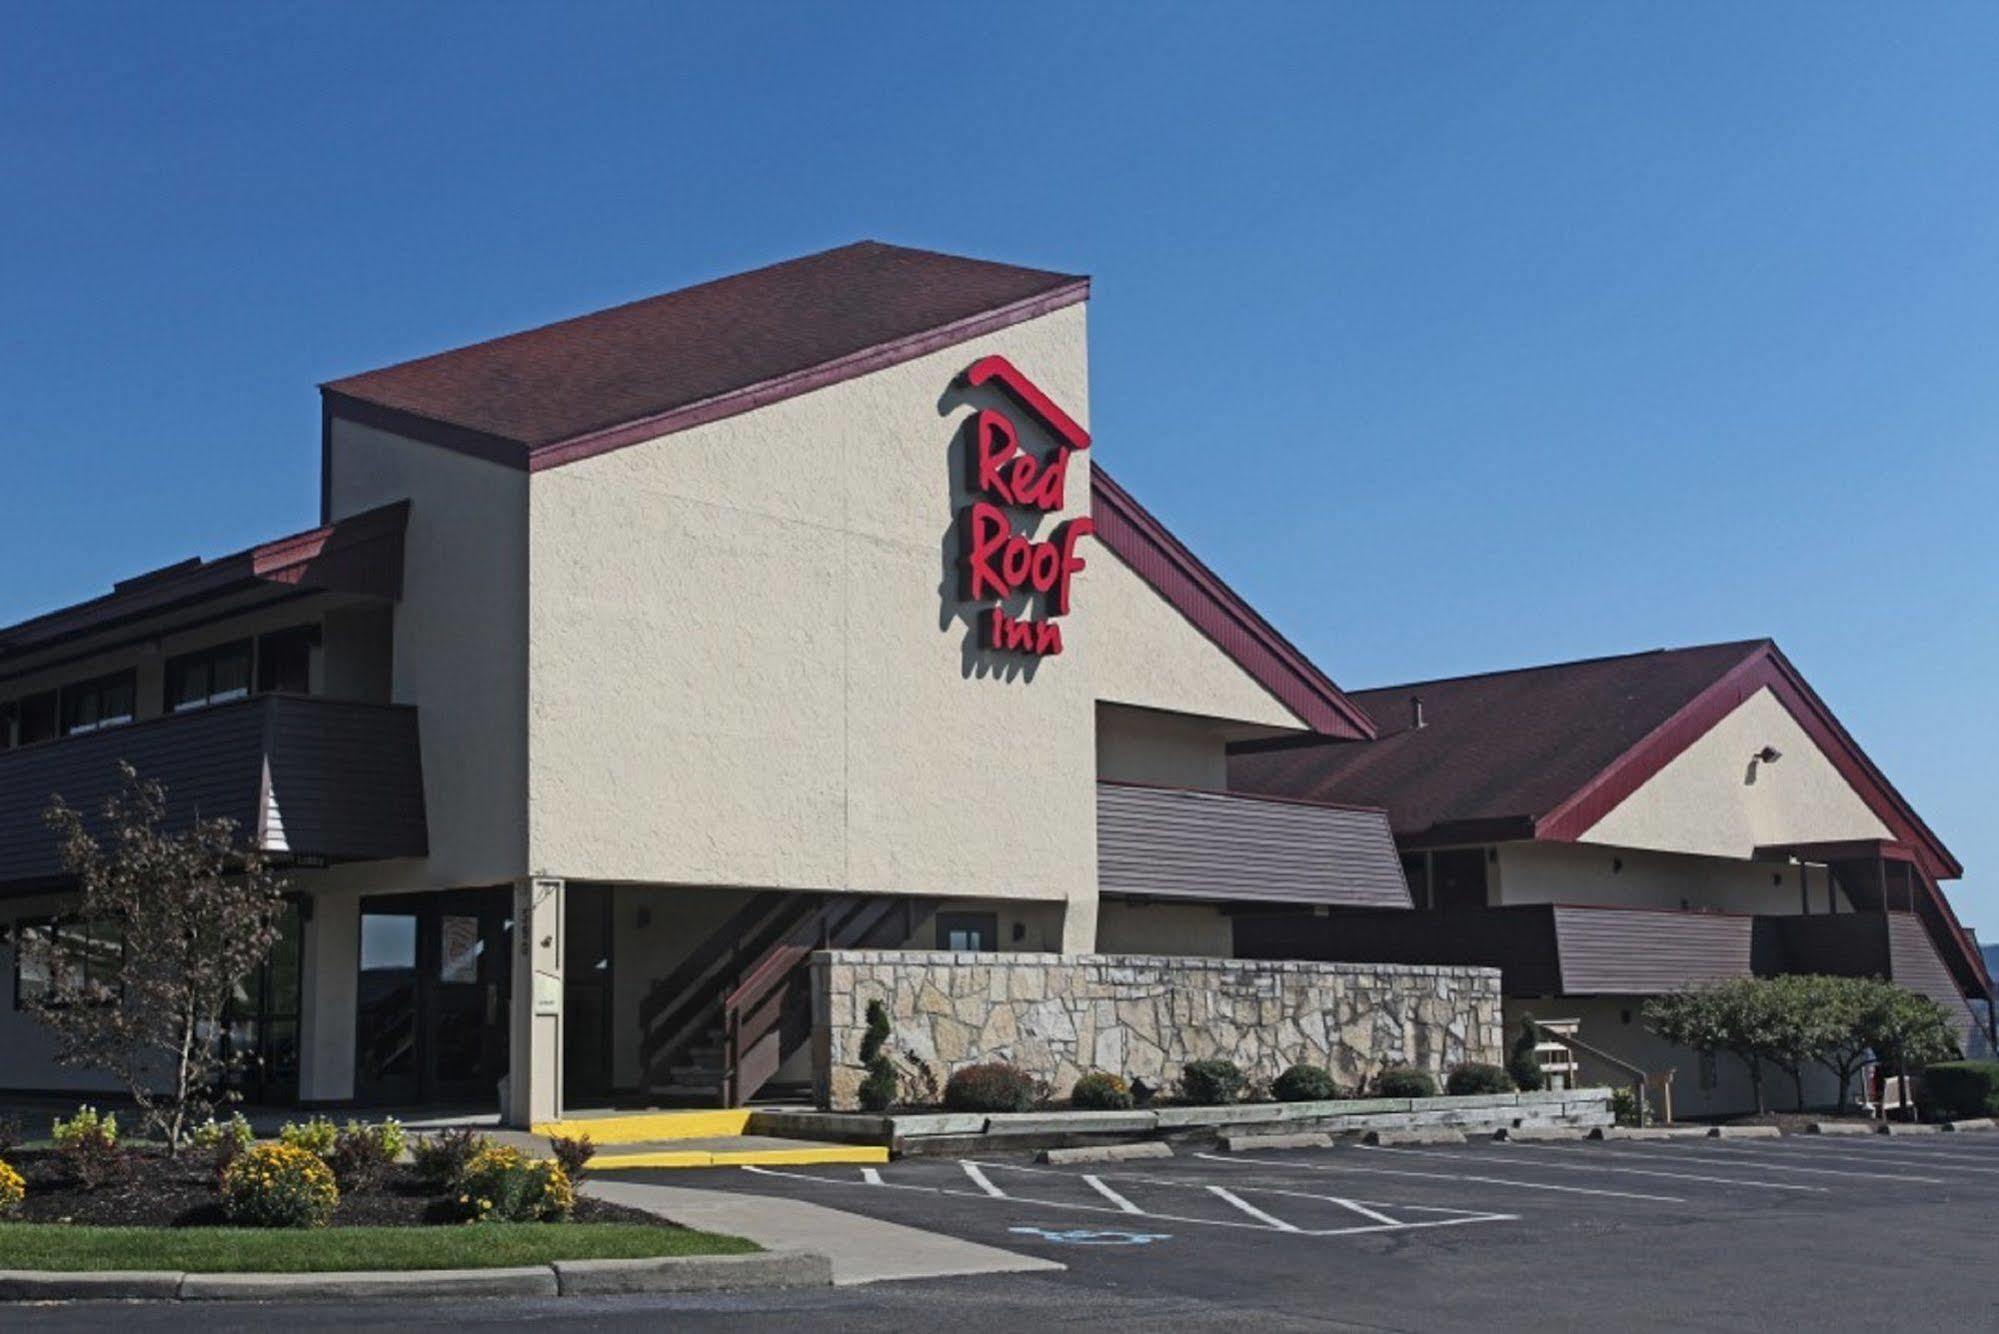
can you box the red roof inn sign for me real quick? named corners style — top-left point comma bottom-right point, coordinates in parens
top-left (958, 355), bottom-right (1093, 657)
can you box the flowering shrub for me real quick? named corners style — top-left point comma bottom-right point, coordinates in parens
top-left (327, 1119), bottom-right (407, 1190)
top-left (222, 1142), bottom-right (339, 1228)
top-left (52, 1106), bottom-right (125, 1189)
top-left (1070, 1072), bottom-right (1134, 1110)
top-left (278, 1116), bottom-right (339, 1158)
top-left (412, 1127), bottom-right (491, 1188)
top-left (455, 1145), bottom-right (575, 1223)
top-left (548, 1133), bottom-right (595, 1182)
top-left (0, 1159), bottom-right (24, 1217)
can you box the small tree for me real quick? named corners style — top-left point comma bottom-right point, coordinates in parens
top-left (1860, 983), bottom-right (1961, 1119)
top-left (1762, 975), bottom-right (1845, 1112)
top-left (29, 763), bottom-right (287, 1154)
top-left (1508, 1017), bottom-right (1546, 1093)
top-left (1804, 974), bottom-right (1882, 1111)
top-left (1645, 978), bottom-right (1781, 1114)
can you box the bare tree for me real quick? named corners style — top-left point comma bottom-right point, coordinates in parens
top-left (26, 763), bottom-right (287, 1155)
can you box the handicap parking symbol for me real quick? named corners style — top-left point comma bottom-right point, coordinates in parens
top-left (1010, 1225), bottom-right (1172, 1246)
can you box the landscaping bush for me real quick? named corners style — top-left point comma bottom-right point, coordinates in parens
top-left (1071, 1072), bottom-right (1135, 1110)
top-left (1446, 1062), bottom-right (1515, 1096)
top-left (221, 1142), bottom-right (339, 1228)
top-left (1375, 1066), bottom-right (1438, 1098)
top-left (943, 1062), bottom-right (1039, 1113)
top-left (52, 1106), bottom-right (125, 1189)
top-left (278, 1115), bottom-right (339, 1158)
top-left (1272, 1063), bottom-right (1341, 1103)
top-left (0, 1158), bottom-right (23, 1218)
top-left (191, 1112), bottom-right (256, 1181)
top-left (327, 1120), bottom-right (405, 1190)
top-left (1608, 1087), bottom-right (1640, 1127)
top-left (411, 1127), bottom-right (490, 1188)
top-left (1178, 1059), bottom-right (1247, 1106)
top-left (0, 1114), bottom-right (23, 1157)
top-left (857, 999), bottom-right (901, 1113)
top-left (549, 1133), bottom-right (595, 1182)
top-left (455, 1145), bottom-right (575, 1223)
top-left (1508, 1020), bottom-right (1546, 1093)
top-left (1920, 1060), bottom-right (1999, 1121)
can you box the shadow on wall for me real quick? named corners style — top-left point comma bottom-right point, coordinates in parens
top-left (934, 375), bottom-right (1080, 686)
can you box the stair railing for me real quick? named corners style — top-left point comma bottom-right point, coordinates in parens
top-left (1527, 1016), bottom-right (1655, 1128)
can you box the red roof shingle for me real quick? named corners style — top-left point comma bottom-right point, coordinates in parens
top-left (323, 240), bottom-right (1087, 460)
top-left (1230, 640), bottom-right (1769, 838)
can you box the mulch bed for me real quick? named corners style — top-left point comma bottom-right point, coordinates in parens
top-left (9, 1150), bottom-right (668, 1229)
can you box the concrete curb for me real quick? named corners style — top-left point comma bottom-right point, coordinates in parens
top-left (1708, 1126), bottom-right (1782, 1139)
top-left (1590, 1126), bottom-right (1711, 1141)
top-left (1878, 1123), bottom-right (1940, 1136)
top-left (1942, 1118), bottom-right (1997, 1133)
top-left (1806, 1122), bottom-right (1875, 1136)
top-left (1364, 1129), bottom-right (1466, 1146)
top-left (1493, 1126), bottom-right (1587, 1142)
top-left (1216, 1131), bottom-right (1334, 1153)
top-left (1037, 1141), bottom-right (1174, 1165)
top-left (0, 1251), bottom-right (833, 1303)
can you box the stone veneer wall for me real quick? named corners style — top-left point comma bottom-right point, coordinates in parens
top-left (811, 950), bottom-right (1504, 1111)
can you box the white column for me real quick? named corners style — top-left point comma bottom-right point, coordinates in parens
top-left (506, 876), bottom-right (565, 1127)
top-left (298, 891), bottom-right (358, 1103)
top-left (1060, 891), bottom-right (1100, 955)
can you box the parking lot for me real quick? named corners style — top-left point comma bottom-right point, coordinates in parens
top-left (598, 1130), bottom-right (1999, 1331)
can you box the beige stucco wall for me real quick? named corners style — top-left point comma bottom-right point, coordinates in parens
top-left (526, 303), bottom-right (1305, 943)
top-left (1497, 841), bottom-right (1856, 916)
top-left (1579, 687), bottom-right (1892, 860)
top-left (1095, 704), bottom-right (1232, 789)
top-left (327, 420), bottom-right (531, 889)
top-left (1094, 899), bottom-right (1234, 956)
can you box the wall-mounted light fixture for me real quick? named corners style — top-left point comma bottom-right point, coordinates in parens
top-left (1755, 745), bottom-right (1783, 764)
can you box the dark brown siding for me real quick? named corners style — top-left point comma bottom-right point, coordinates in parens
top-left (1757, 913), bottom-right (1891, 979)
top-left (0, 696), bottom-right (425, 887)
top-left (1551, 907), bottom-right (1755, 995)
top-left (1885, 912), bottom-right (1982, 1049)
top-left (1235, 905), bottom-right (1562, 994)
top-left (1096, 783), bottom-right (1409, 908)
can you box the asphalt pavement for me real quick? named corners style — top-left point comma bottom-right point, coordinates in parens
top-left (11, 1132), bottom-right (1999, 1331)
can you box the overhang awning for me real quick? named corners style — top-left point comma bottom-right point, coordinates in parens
top-left (0, 501), bottom-right (409, 668)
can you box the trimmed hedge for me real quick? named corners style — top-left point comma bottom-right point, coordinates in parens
top-left (1178, 1060), bottom-right (1246, 1106)
top-left (1921, 1060), bottom-right (1999, 1121)
top-left (944, 1062), bottom-right (1039, 1113)
top-left (1446, 1062), bottom-right (1516, 1096)
top-left (1070, 1072), bottom-right (1135, 1111)
top-left (1272, 1064), bottom-right (1341, 1103)
top-left (1375, 1066), bottom-right (1438, 1099)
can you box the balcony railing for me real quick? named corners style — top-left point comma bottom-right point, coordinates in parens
top-left (0, 694), bottom-right (426, 886)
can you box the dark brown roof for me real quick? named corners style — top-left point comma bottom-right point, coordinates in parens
top-left (1230, 640), bottom-right (1770, 840)
top-left (323, 241), bottom-right (1087, 465)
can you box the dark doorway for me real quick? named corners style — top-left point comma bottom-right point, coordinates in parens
top-left (1429, 849), bottom-right (1490, 911)
top-left (563, 887), bottom-right (615, 1103)
top-left (355, 889), bottom-right (512, 1105)
top-left (224, 898), bottom-right (304, 1104)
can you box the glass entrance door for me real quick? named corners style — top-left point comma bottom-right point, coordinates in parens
top-left (354, 890), bottom-right (512, 1106)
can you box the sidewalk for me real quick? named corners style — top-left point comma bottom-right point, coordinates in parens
top-left (585, 1178), bottom-right (1064, 1286)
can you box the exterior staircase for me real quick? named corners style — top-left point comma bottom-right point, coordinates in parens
top-left (638, 891), bottom-right (933, 1106)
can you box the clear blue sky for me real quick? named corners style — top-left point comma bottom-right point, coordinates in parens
top-left (3, 4), bottom-right (1994, 932)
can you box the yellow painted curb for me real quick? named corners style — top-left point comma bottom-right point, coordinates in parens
top-left (589, 1145), bottom-right (890, 1170)
top-left (532, 1110), bottom-right (754, 1144)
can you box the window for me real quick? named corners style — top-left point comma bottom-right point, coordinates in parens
top-left (1430, 848), bottom-right (1490, 910)
top-left (166, 640), bottom-right (252, 712)
top-left (936, 912), bottom-right (999, 953)
top-left (60, 672), bottom-right (136, 736)
top-left (256, 626), bottom-right (319, 696)
top-left (2, 690), bottom-right (59, 751)
top-left (12, 916), bottom-right (123, 1008)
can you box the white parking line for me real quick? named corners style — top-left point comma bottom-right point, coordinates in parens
top-left (1744, 1140), bottom-right (1999, 1169)
top-left (1208, 1184), bottom-right (1303, 1231)
top-left (1691, 1140), bottom-right (1999, 1174)
top-left (1360, 1144), bottom-right (1828, 1193)
top-left (1541, 1143), bottom-right (1945, 1185)
top-left (738, 1161), bottom-right (1518, 1239)
top-left (961, 1162), bottom-right (1008, 1198)
top-left (1084, 1173), bottom-right (1144, 1214)
top-left (1194, 1151), bottom-right (1685, 1204)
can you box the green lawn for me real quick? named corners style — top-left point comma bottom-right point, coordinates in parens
top-left (0, 1222), bottom-right (761, 1272)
